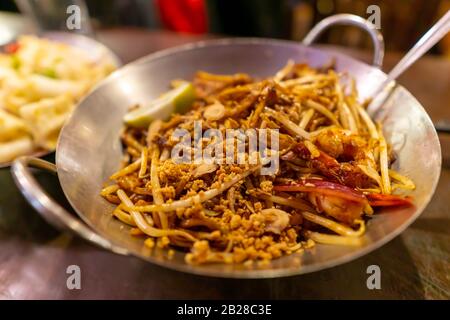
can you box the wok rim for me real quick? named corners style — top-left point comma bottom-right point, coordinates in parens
top-left (56, 37), bottom-right (442, 278)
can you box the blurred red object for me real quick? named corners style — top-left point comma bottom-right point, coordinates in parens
top-left (156, 0), bottom-right (207, 34)
top-left (4, 42), bottom-right (20, 54)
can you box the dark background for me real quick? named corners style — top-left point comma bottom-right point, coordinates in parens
top-left (1, 0), bottom-right (450, 54)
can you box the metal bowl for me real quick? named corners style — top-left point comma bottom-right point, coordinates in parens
top-left (11, 15), bottom-right (441, 278)
top-left (0, 32), bottom-right (121, 168)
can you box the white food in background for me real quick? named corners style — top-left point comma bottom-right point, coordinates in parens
top-left (19, 94), bottom-right (75, 150)
top-left (0, 109), bottom-right (29, 142)
top-left (0, 137), bottom-right (34, 163)
top-left (0, 35), bottom-right (116, 162)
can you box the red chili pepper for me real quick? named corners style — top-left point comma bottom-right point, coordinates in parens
top-left (366, 193), bottom-right (413, 207)
top-left (274, 179), bottom-right (367, 204)
top-left (5, 42), bottom-right (20, 54)
top-left (275, 179), bottom-right (413, 208)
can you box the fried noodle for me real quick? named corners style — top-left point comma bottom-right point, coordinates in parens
top-left (101, 61), bottom-right (415, 265)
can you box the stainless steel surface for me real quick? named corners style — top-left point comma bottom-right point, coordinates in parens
top-left (12, 36), bottom-right (441, 278)
top-left (0, 31), bottom-right (121, 168)
top-left (302, 13), bottom-right (384, 68)
top-left (11, 156), bottom-right (127, 255)
top-left (368, 10), bottom-right (450, 115)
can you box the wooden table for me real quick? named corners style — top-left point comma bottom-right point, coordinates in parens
top-left (0, 28), bottom-right (449, 299)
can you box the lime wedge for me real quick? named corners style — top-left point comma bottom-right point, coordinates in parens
top-left (124, 81), bottom-right (196, 128)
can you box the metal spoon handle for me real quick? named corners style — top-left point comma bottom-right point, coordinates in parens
top-left (369, 10), bottom-right (450, 114)
top-left (387, 10), bottom-right (450, 84)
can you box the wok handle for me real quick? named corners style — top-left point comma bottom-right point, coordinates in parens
top-left (11, 156), bottom-right (128, 255)
top-left (303, 14), bottom-right (385, 68)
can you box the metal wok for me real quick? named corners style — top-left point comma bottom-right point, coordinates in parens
top-left (11, 15), bottom-right (441, 278)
